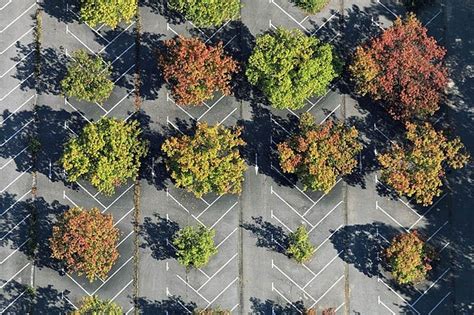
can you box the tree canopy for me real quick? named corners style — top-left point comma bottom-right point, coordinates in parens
top-left (80, 0), bottom-right (137, 28)
top-left (287, 225), bottom-right (315, 263)
top-left (168, 0), bottom-right (240, 27)
top-left (61, 50), bottom-right (114, 104)
top-left (278, 113), bottom-right (362, 192)
top-left (350, 14), bottom-right (448, 121)
top-left (246, 28), bottom-right (340, 110)
top-left (159, 36), bottom-right (238, 106)
top-left (71, 295), bottom-right (122, 314)
top-left (385, 231), bottom-right (433, 285)
top-left (62, 118), bottom-right (148, 195)
top-left (173, 226), bottom-right (218, 268)
top-left (162, 123), bottom-right (246, 198)
top-left (50, 208), bottom-right (119, 282)
top-left (378, 122), bottom-right (469, 205)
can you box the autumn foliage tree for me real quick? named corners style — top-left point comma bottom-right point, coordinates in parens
top-left (71, 295), bottom-right (122, 314)
top-left (162, 123), bottom-right (246, 197)
top-left (159, 36), bottom-right (238, 106)
top-left (385, 231), bottom-right (433, 285)
top-left (378, 122), bottom-right (469, 205)
top-left (246, 28), bottom-right (340, 110)
top-left (80, 0), bottom-right (137, 28)
top-left (278, 113), bottom-right (362, 192)
top-left (50, 208), bottom-right (119, 282)
top-left (61, 118), bottom-right (148, 195)
top-left (349, 14), bottom-right (448, 121)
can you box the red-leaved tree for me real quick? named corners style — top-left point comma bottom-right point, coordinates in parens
top-left (50, 207), bottom-right (119, 282)
top-left (350, 14), bottom-right (448, 121)
top-left (159, 36), bottom-right (239, 106)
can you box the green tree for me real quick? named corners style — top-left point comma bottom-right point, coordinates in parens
top-left (173, 226), bottom-right (218, 268)
top-left (50, 208), bottom-right (119, 282)
top-left (278, 113), bottom-right (362, 192)
top-left (246, 28), bottom-right (340, 110)
top-left (80, 0), bottom-right (137, 29)
top-left (61, 50), bottom-right (114, 104)
top-left (71, 295), bottom-right (122, 314)
top-left (162, 123), bottom-right (246, 198)
top-left (378, 122), bottom-right (469, 205)
top-left (293, 0), bottom-right (329, 14)
top-left (62, 118), bottom-right (148, 195)
top-left (168, 0), bottom-right (240, 27)
top-left (385, 231), bottom-right (433, 285)
top-left (287, 225), bottom-right (315, 263)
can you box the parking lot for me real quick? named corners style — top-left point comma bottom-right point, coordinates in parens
top-left (1, 0), bottom-right (473, 314)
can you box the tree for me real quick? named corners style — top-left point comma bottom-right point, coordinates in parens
top-left (293, 0), bottom-right (329, 14)
top-left (378, 122), bottom-right (469, 206)
top-left (385, 231), bottom-right (433, 285)
top-left (162, 123), bottom-right (246, 198)
top-left (62, 118), bottom-right (148, 196)
top-left (71, 295), bottom-right (122, 314)
top-left (50, 208), bottom-right (119, 282)
top-left (61, 50), bottom-right (114, 104)
top-left (349, 14), bottom-right (448, 121)
top-left (168, 0), bottom-right (240, 27)
top-left (193, 309), bottom-right (231, 315)
top-left (278, 113), bottom-right (362, 192)
top-left (287, 225), bottom-right (315, 263)
top-left (159, 36), bottom-right (238, 106)
top-left (80, 0), bottom-right (137, 29)
top-left (173, 226), bottom-right (218, 268)
top-left (246, 28), bottom-right (340, 110)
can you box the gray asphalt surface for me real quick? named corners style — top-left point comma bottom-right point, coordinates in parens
top-left (0, 0), bottom-right (472, 314)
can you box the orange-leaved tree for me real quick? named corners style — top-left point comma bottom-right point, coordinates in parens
top-left (159, 36), bottom-right (239, 106)
top-left (385, 230), bottom-right (433, 285)
top-left (50, 207), bottom-right (119, 282)
top-left (378, 122), bottom-right (469, 206)
top-left (350, 14), bottom-right (448, 121)
top-left (278, 113), bottom-right (362, 192)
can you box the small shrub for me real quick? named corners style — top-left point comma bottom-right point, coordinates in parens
top-left (61, 50), bottom-right (114, 104)
top-left (385, 231), bottom-right (433, 285)
top-left (293, 0), bottom-right (329, 14)
top-left (287, 225), bottom-right (315, 263)
top-left (71, 295), bottom-right (122, 314)
top-left (173, 226), bottom-right (218, 268)
top-left (80, 0), bottom-right (137, 28)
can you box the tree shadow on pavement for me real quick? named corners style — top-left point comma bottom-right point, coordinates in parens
top-left (141, 214), bottom-right (179, 260)
top-left (250, 297), bottom-right (305, 315)
top-left (137, 296), bottom-right (196, 314)
top-left (241, 216), bottom-right (288, 255)
top-left (140, 0), bottom-right (185, 25)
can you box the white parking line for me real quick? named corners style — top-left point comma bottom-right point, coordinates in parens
top-left (308, 274), bottom-right (344, 309)
top-left (208, 201), bottom-right (238, 229)
top-left (0, 0), bottom-right (12, 10)
top-left (376, 0), bottom-right (399, 18)
top-left (378, 296), bottom-right (396, 314)
top-left (0, 51), bottom-right (34, 78)
top-left (426, 220), bottom-right (448, 243)
top-left (0, 189), bottom-right (30, 215)
top-left (271, 260), bottom-right (316, 302)
top-left (0, 146), bottom-right (29, 170)
top-left (271, 186), bottom-right (314, 227)
top-left (0, 119), bottom-right (34, 147)
top-left (0, 214), bottom-right (30, 240)
top-left (0, 73), bottom-right (34, 101)
top-left (113, 207), bottom-right (134, 226)
top-left (271, 210), bottom-right (293, 233)
top-left (269, 0), bottom-right (309, 33)
top-left (0, 167), bottom-right (32, 193)
top-left (320, 104), bottom-right (341, 125)
top-left (204, 277), bottom-right (238, 309)
top-left (312, 13), bottom-right (337, 35)
top-left (217, 107), bottom-right (238, 126)
top-left (0, 2), bottom-right (36, 33)
top-left (176, 275), bottom-right (211, 304)
top-left (0, 94), bottom-right (35, 123)
top-left (0, 27), bottom-right (34, 55)
top-left (109, 279), bottom-right (133, 302)
top-left (0, 289), bottom-right (26, 314)
top-left (308, 200), bottom-right (343, 233)
top-left (0, 262), bottom-right (30, 289)
top-left (216, 227), bottom-right (237, 249)
top-left (0, 239), bottom-right (28, 264)
top-left (412, 268), bottom-right (450, 306)
top-left (197, 253), bottom-right (237, 291)
top-left (98, 22), bottom-right (135, 53)
top-left (375, 201), bottom-right (409, 232)
top-left (271, 282), bottom-right (303, 314)
top-left (313, 224), bottom-right (343, 253)
top-left (64, 99), bottom-right (92, 123)
top-left (65, 25), bottom-right (96, 55)
top-left (427, 291), bottom-right (451, 315)
top-left (302, 250), bottom-right (343, 289)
